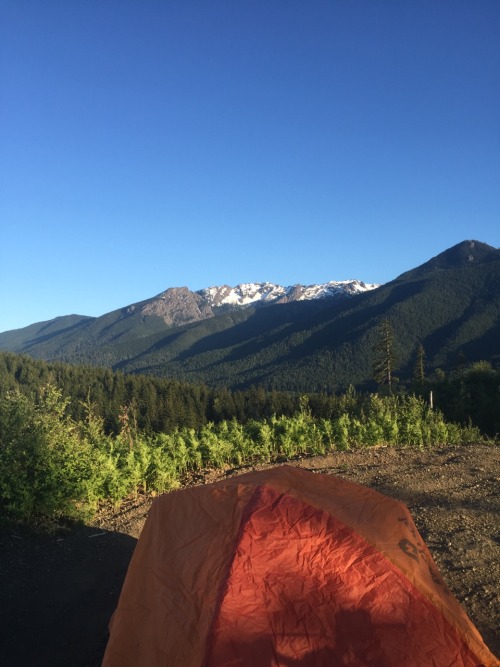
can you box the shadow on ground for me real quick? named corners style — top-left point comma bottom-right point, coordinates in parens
top-left (0, 522), bottom-right (137, 667)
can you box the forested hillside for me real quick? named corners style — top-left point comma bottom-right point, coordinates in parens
top-left (1, 242), bottom-right (498, 391)
top-left (1, 351), bottom-right (499, 437)
top-left (0, 351), bottom-right (316, 433)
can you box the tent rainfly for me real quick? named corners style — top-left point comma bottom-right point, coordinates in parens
top-left (102, 465), bottom-right (498, 666)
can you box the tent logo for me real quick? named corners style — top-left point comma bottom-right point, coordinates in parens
top-left (399, 538), bottom-right (420, 562)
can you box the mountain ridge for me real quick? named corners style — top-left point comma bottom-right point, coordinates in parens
top-left (395, 240), bottom-right (500, 281)
top-left (0, 279), bottom-right (379, 338)
top-left (1, 240), bottom-right (498, 391)
top-left (139, 279), bottom-right (380, 328)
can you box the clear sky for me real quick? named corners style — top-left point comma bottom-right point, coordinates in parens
top-left (1, 1), bottom-right (499, 332)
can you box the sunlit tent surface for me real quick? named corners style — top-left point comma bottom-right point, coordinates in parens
top-left (103, 466), bottom-right (498, 667)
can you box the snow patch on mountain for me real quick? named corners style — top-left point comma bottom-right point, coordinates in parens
top-left (197, 280), bottom-right (379, 308)
top-left (138, 280), bottom-right (380, 328)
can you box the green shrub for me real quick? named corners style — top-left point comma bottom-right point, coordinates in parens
top-left (0, 386), bottom-right (485, 526)
top-left (0, 386), bottom-right (94, 521)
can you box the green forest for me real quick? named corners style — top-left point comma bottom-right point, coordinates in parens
top-left (0, 351), bottom-right (497, 526)
top-left (2, 244), bottom-right (499, 393)
top-left (1, 351), bottom-right (499, 435)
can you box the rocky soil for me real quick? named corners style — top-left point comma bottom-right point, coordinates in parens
top-left (1, 443), bottom-right (498, 666)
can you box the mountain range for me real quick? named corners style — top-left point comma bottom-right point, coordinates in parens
top-left (130, 279), bottom-right (379, 327)
top-left (1, 240), bottom-right (499, 391)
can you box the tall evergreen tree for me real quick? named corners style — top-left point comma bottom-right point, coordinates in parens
top-left (373, 317), bottom-right (397, 393)
top-left (414, 342), bottom-right (426, 384)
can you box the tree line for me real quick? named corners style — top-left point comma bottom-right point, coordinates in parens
top-left (0, 384), bottom-right (482, 525)
top-left (1, 349), bottom-right (499, 437)
top-left (1, 346), bottom-right (497, 525)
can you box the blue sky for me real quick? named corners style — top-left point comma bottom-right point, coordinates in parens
top-left (1, 1), bottom-right (499, 332)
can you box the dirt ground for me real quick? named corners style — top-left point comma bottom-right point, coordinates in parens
top-left (0, 443), bottom-right (498, 666)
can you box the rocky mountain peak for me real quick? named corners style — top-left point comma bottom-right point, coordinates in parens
top-left (141, 287), bottom-right (213, 326)
top-left (139, 280), bottom-right (379, 328)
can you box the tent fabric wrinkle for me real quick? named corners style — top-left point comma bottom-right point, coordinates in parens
top-left (102, 465), bottom-right (499, 667)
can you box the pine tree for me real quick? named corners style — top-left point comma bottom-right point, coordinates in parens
top-left (373, 318), bottom-right (397, 393)
top-left (414, 342), bottom-right (426, 384)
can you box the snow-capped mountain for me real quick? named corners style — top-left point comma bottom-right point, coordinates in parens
top-left (1, 241), bottom-right (497, 391)
top-left (0, 278), bottom-right (381, 353)
top-left (198, 280), bottom-right (379, 308)
top-left (140, 280), bottom-right (379, 327)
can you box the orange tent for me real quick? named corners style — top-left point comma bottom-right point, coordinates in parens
top-left (102, 466), bottom-right (498, 666)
